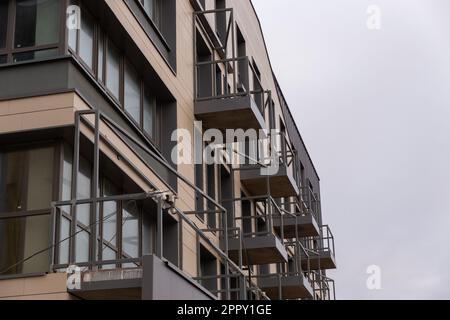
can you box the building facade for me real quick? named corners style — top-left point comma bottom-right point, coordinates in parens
top-left (0, 0), bottom-right (336, 300)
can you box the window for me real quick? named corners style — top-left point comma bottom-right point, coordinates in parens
top-left (0, 0), bottom-right (62, 64)
top-left (57, 144), bottom-right (165, 268)
top-left (0, 215), bottom-right (51, 275)
top-left (0, 146), bottom-right (55, 213)
top-left (0, 0), bottom-right (8, 49)
top-left (66, 7), bottom-right (164, 147)
top-left (143, 87), bottom-right (157, 139)
top-left (79, 10), bottom-right (95, 69)
top-left (106, 40), bottom-right (121, 100)
top-left (140, 0), bottom-right (162, 29)
top-left (215, 0), bottom-right (226, 44)
top-left (97, 32), bottom-right (105, 83)
top-left (101, 178), bottom-right (119, 268)
top-left (0, 145), bottom-right (55, 276)
top-left (122, 203), bottom-right (139, 259)
top-left (124, 61), bottom-right (141, 124)
top-left (14, 0), bottom-right (60, 49)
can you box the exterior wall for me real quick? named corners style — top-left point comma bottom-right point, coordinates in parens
top-left (0, 274), bottom-right (74, 300)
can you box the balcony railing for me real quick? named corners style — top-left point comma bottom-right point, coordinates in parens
top-left (239, 131), bottom-right (300, 198)
top-left (301, 225), bottom-right (337, 270)
top-left (194, 56), bottom-right (271, 132)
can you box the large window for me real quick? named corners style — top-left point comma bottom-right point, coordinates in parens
top-left (57, 144), bottom-right (157, 268)
top-left (0, 0), bottom-right (62, 64)
top-left (0, 145), bottom-right (56, 276)
top-left (67, 4), bottom-right (162, 146)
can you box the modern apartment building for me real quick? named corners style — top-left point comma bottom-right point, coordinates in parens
top-left (0, 0), bottom-right (336, 300)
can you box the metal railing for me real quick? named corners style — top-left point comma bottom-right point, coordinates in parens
top-left (300, 186), bottom-right (320, 221)
top-left (195, 55), bottom-right (272, 118)
top-left (47, 109), bottom-right (253, 300)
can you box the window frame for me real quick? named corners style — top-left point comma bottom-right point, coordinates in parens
top-left (0, 0), bottom-right (66, 64)
top-left (0, 141), bottom-right (61, 279)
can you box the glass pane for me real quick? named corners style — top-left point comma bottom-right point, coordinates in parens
top-left (106, 41), bottom-right (120, 100)
top-left (102, 178), bottom-right (119, 248)
top-left (13, 48), bottom-right (59, 63)
top-left (97, 32), bottom-right (104, 82)
top-left (102, 246), bottom-right (116, 270)
top-left (143, 88), bottom-right (156, 138)
top-left (0, 146), bottom-right (54, 213)
top-left (103, 203), bottom-right (117, 246)
top-left (79, 10), bottom-right (94, 69)
top-left (14, 0), bottom-right (60, 49)
top-left (0, 0), bottom-right (8, 49)
top-left (124, 61), bottom-right (141, 124)
top-left (27, 147), bottom-right (55, 210)
top-left (0, 214), bottom-right (51, 275)
top-left (61, 143), bottom-right (73, 198)
top-left (141, 0), bottom-right (161, 28)
top-left (75, 227), bottom-right (89, 263)
top-left (0, 55), bottom-right (6, 64)
top-left (58, 216), bottom-right (71, 265)
top-left (76, 157), bottom-right (91, 226)
top-left (122, 201), bottom-right (139, 258)
top-left (67, 4), bottom-right (77, 51)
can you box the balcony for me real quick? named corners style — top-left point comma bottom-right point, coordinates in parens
top-left (51, 189), bottom-right (246, 300)
top-left (273, 193), bottom-right (321, 239)
top-left (301, 226), bottom-right (337, 270)
top-left (240, 132), bottom-right (300, 198)
top-left (257, 273), bottom-right (314, 300)
top-left (311, 272), bottom-right (336, 300)
top-left (226, 197), bottom-right (288, 265)
top-left (195, 56), bottom-right (268, 132)
top-left (228, 234), bottom-right (288, 265)
top-left (67, 255), bottom-right (214, 300)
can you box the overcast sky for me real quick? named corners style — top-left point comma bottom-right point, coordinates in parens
top-left (253, 0), bottom-right (450, 300)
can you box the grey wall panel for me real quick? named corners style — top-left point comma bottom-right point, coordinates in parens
top-left (142, 255), bottom-right (214, 300)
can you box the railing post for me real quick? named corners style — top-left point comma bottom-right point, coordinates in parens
top-left (70, 112), bottom-right (81, 265)
top-left (156, 196), bottom-right (164, 259)
top-left (91, 110), bottom-right (100, 268)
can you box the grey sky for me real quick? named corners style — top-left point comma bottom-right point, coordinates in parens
top-left (253, 0), bottom-right (450, 299)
